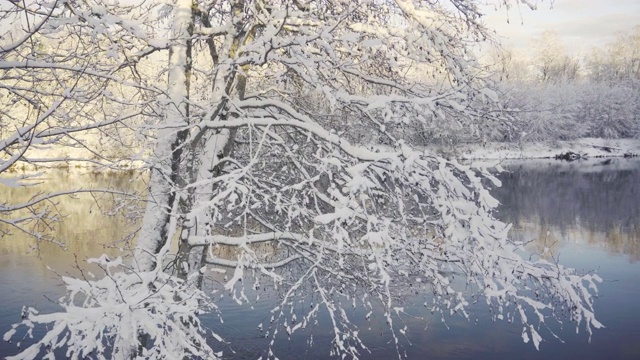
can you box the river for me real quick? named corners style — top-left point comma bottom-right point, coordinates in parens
top-left (1, 158), bottom-right (639, 359)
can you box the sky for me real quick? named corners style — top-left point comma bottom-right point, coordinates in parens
top-left (482, 0), bottom-right (640, 56)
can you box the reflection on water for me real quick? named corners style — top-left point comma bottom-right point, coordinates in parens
top-left (494, 158), bottom-right (640, 261)
top-left (1, 160), bottom-right (640, 359)
top-left (0, 169), bottom-right (146, 259)
top-left (0, 169), bottom-right (147, 359)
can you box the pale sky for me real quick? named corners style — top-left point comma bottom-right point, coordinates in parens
top-left (482, 0), bottom-right (640, 56)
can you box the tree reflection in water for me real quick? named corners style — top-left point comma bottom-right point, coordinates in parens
top-left (494, 158), bottom-right (640, 261)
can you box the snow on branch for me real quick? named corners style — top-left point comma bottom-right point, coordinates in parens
top-left (3, 256), bottom-right (222, 360)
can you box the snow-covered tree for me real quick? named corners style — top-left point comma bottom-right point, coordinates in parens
top-left (586, 26), bottom-right (640, 83)
top-left (490, 47), bottom-right (532, 83)
top-left (531, 30), bottom-right (580, 83)
top-left (3, 1), bottom-right (603, 359)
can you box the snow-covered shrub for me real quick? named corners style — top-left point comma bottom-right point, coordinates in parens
top-left (502, 82), bottom-right (586, 143)
top-left (498, 80), bottom-right (640, 143)
top-left (579, 82), bottom-right (639, 139)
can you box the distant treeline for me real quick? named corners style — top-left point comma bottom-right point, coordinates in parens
top-left (407, 27), bottom-right (640, 146)
top-left (494, 27), bottom-right (640, 143)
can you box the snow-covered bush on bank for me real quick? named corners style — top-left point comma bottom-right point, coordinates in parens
top-left (501, 82), bottom-right (586, 143)
top-left (497, 81), bottom-right (640, 144)
top-left (579, 82), bottom-right (639, 139)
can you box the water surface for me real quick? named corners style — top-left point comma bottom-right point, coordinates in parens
top-left (1, 159), bottom-right (639, 359)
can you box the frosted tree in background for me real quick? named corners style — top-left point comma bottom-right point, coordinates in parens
top-left (531, 30), bottom-right (579, 83)
top-left (3, 1), bottom-right (603, 359)
top-left (587, 26), bottom-right (640, 83)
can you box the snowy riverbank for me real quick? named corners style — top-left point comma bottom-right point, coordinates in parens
top-left (6, 138), bottom-right (640, 174)
top-left (450, 138), bottom-right (640, 161)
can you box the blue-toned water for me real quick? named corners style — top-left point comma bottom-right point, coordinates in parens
top-left (1, 159), bottom-right (639, 359)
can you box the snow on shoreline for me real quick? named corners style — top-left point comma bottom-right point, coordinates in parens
top-left (451, 138), bottom-right (640, 161)
top-left (4, 138), bottom-right (640, 174)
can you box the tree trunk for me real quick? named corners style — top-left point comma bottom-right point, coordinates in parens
top-left (176, 0), bottom-right (249, 283)
top-left (135, 0), bottom-right (193, 272)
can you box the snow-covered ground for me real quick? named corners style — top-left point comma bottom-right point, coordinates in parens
top-left (449, 138), bottom-right (640, 161)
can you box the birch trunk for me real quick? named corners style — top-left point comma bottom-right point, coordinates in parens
top-left (177, 1), bottom-right (248, 282)
top-left (135, 0), bottom-right (193, 272)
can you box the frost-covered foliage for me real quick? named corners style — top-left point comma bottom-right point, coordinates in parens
top-left (586, 26), bottom-right (640, 84)
top-left (498, 81), bottom-right (639, 143)
top-left (3, 255), bottom-right (219, 360)
top-left (2, 0), bottom-right (605, 359)
top-left (578, 82), bottom-right (640, 139)
top-left (502, 82), bottom-right (586, 143)
top-left (487, 25), bottom-right (640, 144)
